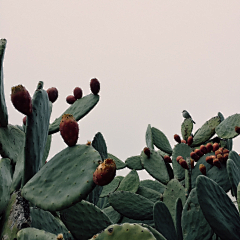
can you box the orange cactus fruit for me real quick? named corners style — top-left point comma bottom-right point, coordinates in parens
top-left (190, 152), bottom-right (200, 162)
top-left (206, 143), bottom-right (213, 153)
top-left (164, 155), bottom-right (172, 163)
top-left (212, 143), bottom-right (220, 152)
top-left (194, 149), bottom-right (204, 157)
top-left (176, 156), bottom-right (183, 163)
top-left (199, 164), bottom-right (206, 175)
top-left (205, 156), bottom-right (214, 165)
top-left (235, 126), bottom-right (240, 134)
top-left (213, 158), bottom-right (221, 169)
top-left (181, 139), bottom-right (186, 144)
top-left (200, 145), bottom-right (207, 154)
top-left (143, 147), bottom-right (151, 158)
top-left (174, 134), bottom-right (181, 143)
top-left (187, 136), bottom-right (193, 146)
top-left (179, 159), bottom-right (189, 170)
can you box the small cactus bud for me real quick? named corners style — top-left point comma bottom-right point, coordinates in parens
top-left (73, 87), bottom-right (83, 99)
top-left (86, 141), bottom-right (91, 146)
top-left (200, 145), bottom-right (207, 154)
top-left (235, 126), bottom-right (240, 134)
top-left (212, 143), bottom-right (219, 152)
top-left (143, 147), bottom-right (151, 158)
top-left (205, 155), bottom-right (214, 165)
top-left (90, 78), bottom-right (100, 95)
top-left (222, 148), bottom-right (229, 154)
top-left (194, 149), bottom-right (204, 157)
top-left (174, 134), bottom-right (181, 143)
top-left (164, 155), bottom-right (172, 163)
top-left (223, 153), bottom-right (229, 162)
top-left (187, 136), bottom-right (193, 146)
top-left (215, 149), bottom-right (223, 156)
top-left (213, 158), bottom-right (221, 168)
top-left (216, 154), bottom-right (224, 163)
top-left (199, 164), bottom-right (206, 175)
top-left (206, 143), bottom-right (213, 153)
top-left (190, 152), bottom-right (200, 162)
top-left (66, 95), bottom-right (76, 104)
top-left (181, 139), bottom-right (186, 144)
top-left (179, 158), bottom-right (189, 169)
top-left (46, 87), bottom-right (58, 103)
top-left (23, 116), bottom-right (27, 125)
top-left (57, 233), bottom-right (64, 240)
top-left (176, 156), bottom-right (183, 163)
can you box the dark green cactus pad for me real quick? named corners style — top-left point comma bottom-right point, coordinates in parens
top-left (0, 158), bottom-right (12, 215)
top-left (162, 179), bottom-right (186, 228)
top-left (100, 178), bottom-right (120, 198)
top-left (151, 127), bottom-right (172, 155)
top-left (41, 135), bottom-right (52, 166)
top-left (216, 113), bottom-right (240, 139)
top-left (60, 200), bottom-right (112, 240)
top-left (218, 111), bottom-right (225, 122)
top-left (237, 183), bottom-right (240, 211)
top-left (0, 39), bottom-right (8, 127)
top-left (22, 144), bottom-right (101, 211)
top-left (196, 175), bottom-right (240, 240)
top-left (141, 224), bottom-right (167, 240)
top-left (86, 185), bottom-right (103, 205)
top-left (30, 207), bottom-right (74, 240)
top-left (48, 94), bottom-right (99, 134)
top-left (137, 186), bottom-right (162, 203)
top-left (226, 138), bottom-right (233, 151)
top-left (156, 149), bottom-right (169, 158)
top-left (117, 169), bottom-right (140, 193)
top-left (120, 216), bottom-right (155, 227)
top-left (153, 201), bottom-right (177, 240)
top-left (141, 149), bottom-right (169, 184)
top-left (103, 206), bottom-right (122, 224)
top-left (227, 159), bottom-right (240, 197)
top-left (115, 175), bottom-right (124, 181)
top-left (181, 118), bottom-right (193, 141)
top-left (23, 82), bottom-right (51, 186)
top-left (107, 153), bottom-right (126, 170)
top-left (175, 198), bottom-right (183, 240)
top-left (165, 162), bottom-right (174, 180)
top-left (140, 180), bottom-right (166, 194)
top-left (17, 228), bottom-right (57, 240)
top-left (181, 188), bottom-right (213, 240)
top-left (172, 143), bottom-right (192, 180)
top-left (97, 196), bottom-right (109, 209)
top-left (92, 132), bottom-right (108, 160)
top-left (192, 116), bottom-right (220, 147)
top-left (108, 191), bottom-right (154, 220)
top-left (0, 124), bottom-right (25, 164)
top-left (146, 124), bottom-right (154, 149)
top-left (125, 155), bottom-right (143, 170)
top-left (229, 150), bottom-right (240, 169)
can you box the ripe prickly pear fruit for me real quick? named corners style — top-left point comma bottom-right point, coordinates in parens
top-left (164, 155), bottom-right (172, 163)
top-left (200, 145), bottom-right (207, 154)
top-left (23, 116), bottom-right (27, 125)
top-left (223, 153), bottom-right (229, 162)
top-left (181, 139), bottom-right (186, 144)
top-left (46, 87), bottom-right (58, 103)
top-left (73, 87), bottom-right (83, 99)
top-left (215, 149), bottom-right (223, 156)
top-left (174, 134), bottom-right (181, 143)
top-left (66, 95), bottom-right (76, 104)
top-left (90, 78), bottom-right (100, 95)
top-left (179, 158), bottom-right (189, 169)
top-left (206, 143), bottom-right (213, 153)
top-left (194, 149), bottom-right (204, 157)
top-left (222, 148), bottom-right (229, 154)
top-left (143, 147), bottom-right (151, 158)
top-left (190, 152), bottom-right (200, 162)
top-left (235, 126), bottom-right (240, 134)
top-left (216, 154), bottom-right (224, 163)
top-left (187, 136), bottom-right (193, 146)
top-left (11, 85), bottom-right (32, 115)
top-left (93, 158), bottom-right (116, 186)
top-left (199, 164), bottom-right (206, 175)
top-left (212, 143), bottom-right (219, 152)
top-left (205, 156), bottom-right (214, 165)
top-left (176, 156), bottom-right (183, 163)
top-left (213, 158), bottom-right (221, 168)
top-left (59, 114), bottom-right (79, 147)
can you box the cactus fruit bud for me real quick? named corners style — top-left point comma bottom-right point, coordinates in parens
top-left (164, 155), bottom-right (172, 163)
top-left (181, 139), bottom-right (186, 144)
top-left (190, 152), bottom-right (200, 162)
top-left (59, 114), bottom-right (79, 147)
top-left (46, 87), bottom-right (58, 103)
top-left (199, 164), bottom-right (206, 175)
top-left (206, 143), bottom-right (213, 153)
top-left (212, 143), bottom-right (219, 152)
top-left (57, 233), bottom-right (64, 240)
top-left (187, 136), bottom-right (193, 146)
top-left (174, 134), bottom-right (181, 143)
top-left (11, 85), bottom-right (32, 115)
top-left (205, 156), bottom-right (214, 165)
top-left (66, 95), bottom-right (76, 104)
top-left (90, 78), bottom-right (100, 95)
top-left (215, 149), bottom-right (223, 156)
top-left (216, 154), bottom-right (224, 163)
top-left (93, 158), bottom-right (116, 186)
top-left (176, 156), bottom-right (183, 163)
top-left (222, 148), bottom-right (229, 154)
top-left (86, 141), bottom-right (91, 146)
top-left (213, 158), bottom-right (221, 168)
top-left (143, 147), bottom-right (151, 158)
top-left (73, 87), bottom-right (83, 99)
top-left (194, 149), bottom-right (204, 157)
top-left (23, 116), bottom-right (27, 125)
top-left (200, 145), bottom-right (207, 154)
top-left (223, 153), bottom-right (229, 162)
top-left (179, 158), bottom-right (189, 169)
top-left (235, 126), bottom-right (240, 134)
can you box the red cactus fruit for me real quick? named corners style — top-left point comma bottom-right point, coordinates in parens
top-left (194, 149), bottom-right (204, 157)
top-left (93, 158), bottom-right (116, 186)
top-left (66, 95), bottom-right (76, 104)
top-left (200, 145), bottom-right (207, 154)
top-left (59, 114), bottom-right (79, 147)
top-left (190, 152), bottom-right (200, 162)
top-left (216, 154), bottom-right (224, 163)
top-left (212, 143), bottom-right (219, 152)
top-left (235, 126), bottom-right (240, 134)
top-left (205, 156), bottom-right (214, 165)
top-left (46, 87), bottom-right (58, 103)
top-left (179, 159), bottom-right (189, 169)
top-left (199, 164), bottom-right (206, 175)
top-left (190, 159), bottom-right (195, 169)
top-left (206, 143), bottom-right (213, 153)
top-left (23, 116), bottom-right (27, 125)
top-left (176, 156), bottom-right (183, 163)
top-left (223, 153), bottom-right (229, 162)
top-left (73, 87), bottom-right (83, 99)
top-left (187, 136), bottom-right (193, 146)
top-left (213, 158), bottom-right (221, 168)
top-left (143, 147), bottom-right (151, 158)
top-left (174, 134), bottom-right (181, 143)
top-left (11, 85), bottom-right (32, 116)
top-left (164, 155), bottom-right (172, 163)
top-left (222, 148), bottom-right (229, 154)
top-left (90, 78), bottom-right (100, 95)
top-left (181, 139), bottom-right (186, 144)
top-left (215, 149), bottom-right (223, 156)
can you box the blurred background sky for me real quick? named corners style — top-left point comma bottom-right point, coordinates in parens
top-left (1, 1), bottom-right (240, 179)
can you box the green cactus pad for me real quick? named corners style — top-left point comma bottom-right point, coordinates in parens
top-left (103, 206), bottom-right (122, 224)
top-left (216, 113), bottom-right (240, 139)
top-left (172, 143), bottom-right (192, 180)
top-left (141, 149), bottom-right (169, 184)
top-left (30, 207), bottom-right (74, 240)
top-left (107, 153), bottom-right (126, 170)
top-left (108, 191), bottom-right (154, 220)
top-left (226, 138), bottom-right (233, 151)
top-left (0, 124), bottom-right (25, 164)
top-left (41, 135), bottom-right (52, 165)
top-left (17, 228), bottom-right (57, 240)
top-left (227, 159), bottom-right (240, 197)
top-left (0, 158), bottom-right (12, 215)
top-left (86, 185), bottom-right (103, 205)
top-left (125, 155), bottom-right (143, 170)
top-left (119, 216), bottom-right (155, 227)
top-left (146, 124), bottom-right (154, 149)
top-left (192, 116), bottom-right (220, 146)
top-left (92, 132), bottom-right (108, 160)
top-left (196, 175), bottom-right (240, 240)
top-left (100, 178), bottom-right (120, 198)
top-left (48, 94), bottom-right (99, 134)
top-left (140, 180), bottom-right (166, 194)
top-left (153, 201), bottom-right (177, 240)
top-left (0, 39), bottom-right (8, 127)
top-left (181, 118), bottom-right (193, 141)
top-left (237, 183), bottom-right (240, 211)
top-left (89, 223), bottom-right (157, 240)
top-left (175, 198), bottom-right (183, 240)
top-left (22, 144), bottom-right (101, 211)
top-left (151, 127), bottom-right (172, 155)
top-left (97, 196), bottom-right (109, 209)
top-left (229, 150), bottom-right (240, 169)
top-left (23, 82), bottom-right (51, 186)
top-left (141, 224), bottom-right (167, 240)
top-left (137, 186), bottom-right (162, 203)
top-left (218, 112), bottom-right (225, 122)
top-left (181, 188), bottom-right (213, 240)
top-left (60, 200), bottom-right (112, 240)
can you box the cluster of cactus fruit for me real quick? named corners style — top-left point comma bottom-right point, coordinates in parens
top-left (2, 39), bottom-right (240, 240)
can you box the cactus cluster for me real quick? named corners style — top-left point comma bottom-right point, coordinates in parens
top-left (1, 39), bottom-right (240, 240)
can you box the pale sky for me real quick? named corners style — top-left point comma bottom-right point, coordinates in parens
top-left (1, 1), bottom-right (240, 179)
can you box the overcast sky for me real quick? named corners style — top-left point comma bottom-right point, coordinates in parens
top-left (1, 1), bottom-right (240, 179)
